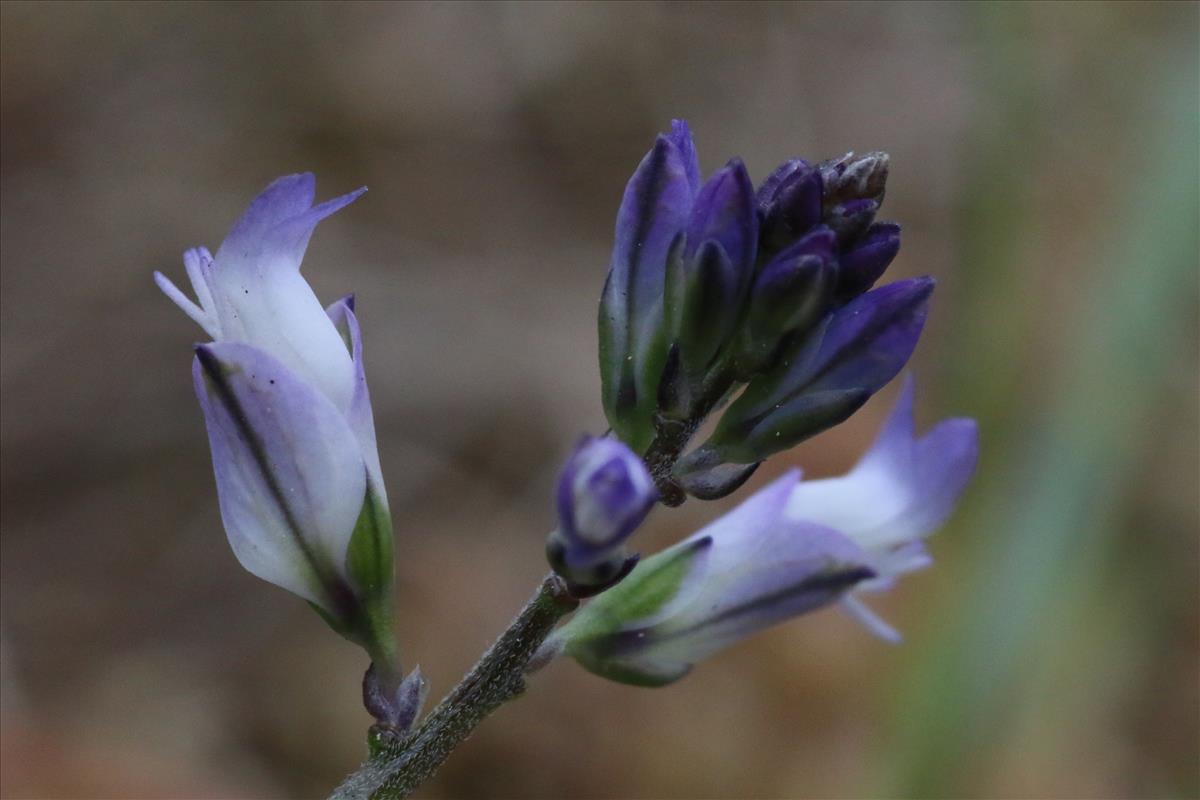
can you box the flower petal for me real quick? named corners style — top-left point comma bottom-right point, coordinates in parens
top-left (325, 295), bottom-right (387, 505)
top-left (784, 375), bottom-right (979, 551)
top-left (193, 342), bottom-right (367, 611)
top-left (561, 471), bottom-right (874, 685)
top-left (215, 173), bottom-right (316, 266)
top-left (257, 187), bottom-right (368, 277)
top-left (205, 181), bottom-right (365, 413)
top-left (649, 471), bottom-right (872, 660)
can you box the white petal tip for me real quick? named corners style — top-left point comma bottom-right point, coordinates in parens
top-left (155, 270), bottom-right (217, 338)
top-left (841, 595), bottom-right (904, 644)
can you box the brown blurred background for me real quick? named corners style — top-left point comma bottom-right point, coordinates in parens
top-left (2, 2), bottom-right (1197, 798)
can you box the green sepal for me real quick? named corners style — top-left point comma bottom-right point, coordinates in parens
top-left (347, 486), bottom-right (394, 610)
top-left (345, 486), bottom-right (398, 672)
top-left (304, 486), bottom-right (399, 676)
top-left (559, 535), bottom-right (712, 686)
top-left (575, 655), bottom-right (692, 688)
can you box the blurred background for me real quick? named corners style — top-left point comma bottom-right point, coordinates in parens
top-left (2, 2), bottom-right (1197, 798)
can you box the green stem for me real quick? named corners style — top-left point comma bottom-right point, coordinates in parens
top-left (329, 574), bottom-right (579, 800)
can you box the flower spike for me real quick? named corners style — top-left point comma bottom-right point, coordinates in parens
top-left (595, 122), bottom-right (926, 501)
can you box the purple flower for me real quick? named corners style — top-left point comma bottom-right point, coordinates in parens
top-left (547, 436), bottom-right (657, 595)
top-left (552, 378), bottom-right (978, 685)
top-left (156, 174), bottom-right (394, 650)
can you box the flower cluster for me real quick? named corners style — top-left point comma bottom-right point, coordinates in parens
top-left (544, 121), bottom-right (977, 684)
top-left (159, 120), bottom-right (978, 718)
top-left (551, 377), bottom-right (978, 685)
top-left (599, 121), bottom-right (929, 502)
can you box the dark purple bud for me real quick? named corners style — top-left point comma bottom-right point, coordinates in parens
top-left (707, 278), bottom-right (934, 462)
top-left (738, 227), bottom-right (838, 376)
top-left (803, 277), bottom-right (933, 395)
top-left (740, 388), bottom-right (871, 457)
top-left (755, 159), bottom-right (808, 210)
top-left (599, 128), bottom-right (698, 450)
top-left (836, 222), bottom-right (901, 302)
top-left (659, 159), bottom-right (757, 382)
top-left (668, 240), bottom-right (740, 380)
top-left (683, 158), bottom-right (758, 276)
top-left (826, 198), bottom-right (879, 245)
top-left (758, 161), bottom-right (824, 259)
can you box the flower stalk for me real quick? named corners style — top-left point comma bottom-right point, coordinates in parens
top-left (331, 575), bottom-right (578, 800)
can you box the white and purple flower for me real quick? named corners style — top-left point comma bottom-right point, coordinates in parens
top-left (546, 436), bottom-right (658, 595)
top-left (156, 174), bottom-right (394, 653)
top-left (552, 377), bottom-right (978, 686)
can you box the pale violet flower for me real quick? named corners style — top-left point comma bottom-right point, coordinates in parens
top-left (156, 174), bottom-right (394, 655)
top-left (784, 375), bottom-right (979, 641)
top-left (551, 377), bottom-right (978, 686)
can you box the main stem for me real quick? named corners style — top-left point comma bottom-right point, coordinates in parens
top-left (332, 429), bottom-right (683, 799)
top-left (330, 574), bottom-right (578, 800)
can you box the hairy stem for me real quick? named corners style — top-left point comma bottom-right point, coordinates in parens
top-left (330, 575), bottom-right (578, 800)
top-left (642, 417), bottom-right (696, 507)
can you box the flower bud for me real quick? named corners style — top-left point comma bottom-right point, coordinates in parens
top-left (694, 277), bottom-right (934, 466)
top-left (819, 150), bottom-right (889, 210)
top-left (546, 436), bottom-right (657, 594)
top-left (664, 159), bottom-right (759, 384)
top-left (599, 122), bottom-right (700, 453)
top-left (756, 160), bottom-right (824, 261)
top-left (736, 227), bottom-right (837, 377)
top-left (835, 222), bottom-right (901, 302)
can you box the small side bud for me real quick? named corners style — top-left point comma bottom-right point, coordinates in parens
top-left (363, 664), bottom-right (429, 733)
top-left (672, 443), bottom-right (761, 500)
top-left (547, 436), bottom-right (657, 594)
